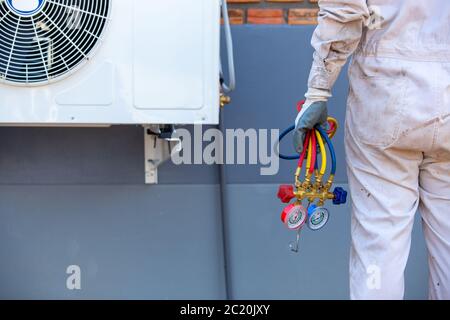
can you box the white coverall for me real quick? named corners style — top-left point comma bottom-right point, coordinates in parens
top-left (307, 0), bottom-right (450, 299)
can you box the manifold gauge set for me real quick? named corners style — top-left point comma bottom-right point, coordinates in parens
top-left (277, 101), bottom-right (348, 252)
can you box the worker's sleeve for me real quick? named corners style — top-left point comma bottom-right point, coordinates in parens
top-left (308, 0), bottom-right (370, 92)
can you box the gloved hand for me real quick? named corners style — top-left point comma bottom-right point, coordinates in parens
top-left (293, 100), bottom-right (328, 154)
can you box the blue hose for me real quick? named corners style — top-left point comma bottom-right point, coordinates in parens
top-left (317, 126), bottom-right (337, 175)
top-left (277, 125), bottom-right (299, 160)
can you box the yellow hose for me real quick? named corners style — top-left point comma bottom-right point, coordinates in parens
top-left (315, 129), bottom-right (327, 176)
top-left (327, 117), bottom-right (338, 139)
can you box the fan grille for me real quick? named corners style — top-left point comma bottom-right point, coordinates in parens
top-left (0, 0), bottom-right (111, 86)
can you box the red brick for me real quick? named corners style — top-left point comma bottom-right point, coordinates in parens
top-left (247, 8), bottom-right (285, 24)
top-left (288, 8), bottom-right (319, 25)
top-left (227, 9), bottom-right (245, 25)
top-left (227, 0), bottom-right (319, 25)
top-left (267, 0), bottom-right (303, 3)
top-left (227, 0), bottom-right (260, 3)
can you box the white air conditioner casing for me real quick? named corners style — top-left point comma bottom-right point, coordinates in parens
top-left (0, 0), bottom-right (221, 125)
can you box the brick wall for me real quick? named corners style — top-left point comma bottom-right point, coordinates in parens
top-left (227, 0), bottom-right (319, 25)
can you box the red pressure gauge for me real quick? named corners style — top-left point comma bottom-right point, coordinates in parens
top-left (281, 204), bottom-right (307, 230)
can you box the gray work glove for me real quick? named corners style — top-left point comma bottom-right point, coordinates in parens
top-left (293, 101), bottom-right (328, 154)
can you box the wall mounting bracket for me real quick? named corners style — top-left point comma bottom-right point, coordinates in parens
top-left (144, 125), bottom-right (181, 184)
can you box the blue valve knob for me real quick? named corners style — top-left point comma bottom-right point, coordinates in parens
top-left (333, 187), bottom-right (348, 205)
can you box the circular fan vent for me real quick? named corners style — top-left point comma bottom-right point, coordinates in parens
top-left (0, 0), bottom-right (111, 86)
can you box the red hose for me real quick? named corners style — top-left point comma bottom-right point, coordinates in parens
top-left (309, 130), bottom-right (317, 174)
top-left (297, 131), bottom-right (310, 168)
top-left (327, 121), bottom-right (336, 136)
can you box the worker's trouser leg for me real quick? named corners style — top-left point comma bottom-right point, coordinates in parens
top-left (346, 115), bottom-right (450, 300)
top-left (346, 122), bottom-right (420, 300)
top-left (419, 118), bottom-right (450, 300)
top-left (345, 56), bottom-right (450, 299)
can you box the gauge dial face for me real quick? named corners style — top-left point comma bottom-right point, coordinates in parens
top-left (284, 205), bottom-right (307, 230)
top-left (308, 207), bottom-right (329, 230)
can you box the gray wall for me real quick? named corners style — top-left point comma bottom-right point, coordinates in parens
top-left (0, 26), bottom-right (428, 299)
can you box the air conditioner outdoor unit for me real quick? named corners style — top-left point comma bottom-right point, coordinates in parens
top-left (0, 0), bottom-right (223, 126)
top-left (0, 0), bottom-right (235, 184)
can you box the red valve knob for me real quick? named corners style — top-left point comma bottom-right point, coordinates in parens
top-left (277, 185), bottom-right (295, 203)
top-left (297, 100), bottom-right (306, 112)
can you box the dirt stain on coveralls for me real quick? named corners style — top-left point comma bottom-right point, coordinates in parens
top-left (360, 187), bottom-right (371, 198)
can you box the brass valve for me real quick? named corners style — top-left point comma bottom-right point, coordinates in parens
top-left (220, 94), bottom-right (231, 108)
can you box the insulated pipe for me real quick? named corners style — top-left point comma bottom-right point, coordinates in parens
top-left (220, 0), bottom-right (236, 93)
top-left (218, 109), bottom-right (232, 300)
top-left (217, 0), bottom-right (236, 299)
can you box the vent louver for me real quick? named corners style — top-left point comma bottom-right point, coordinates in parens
top-left (0, 0), bottom-right (111, 86)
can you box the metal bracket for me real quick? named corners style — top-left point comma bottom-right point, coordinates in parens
top-left (144, 125), bottom-right (181, 184)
